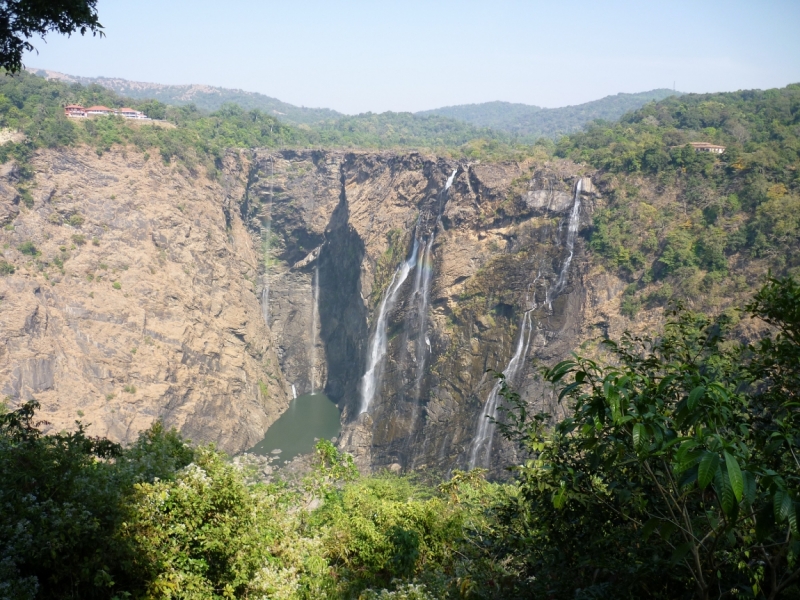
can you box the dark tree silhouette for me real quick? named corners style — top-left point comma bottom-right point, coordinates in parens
top-left (0, 0), bottom-right (102, 73)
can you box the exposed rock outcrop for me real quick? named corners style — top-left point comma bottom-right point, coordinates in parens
top-left (0, 148), bottom-right (288, 452)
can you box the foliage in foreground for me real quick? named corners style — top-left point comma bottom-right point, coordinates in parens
top-left (486, 276), bottom-right (800, 599)
top-left (0, 277), bottom-right (798, 599)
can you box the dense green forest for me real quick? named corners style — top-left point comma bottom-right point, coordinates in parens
top-left (1, 276), bottom-right (798, 599)
top-left (555, 84), bottom-right (800, 314)
top-left (0, 71), bottom-right (520, 174)
top-left (417, 89), bottom-right (678, 141)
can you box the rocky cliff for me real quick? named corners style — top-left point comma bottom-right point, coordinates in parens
top-left (1, 146), bottom-right (639, 472)
top-left (0, 148), bottom-right (289, 452)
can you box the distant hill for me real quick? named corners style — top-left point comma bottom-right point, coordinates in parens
top-left (417, 89), bottom-right (682, 140)
top-left (33, 69), bottom-right (343, 125)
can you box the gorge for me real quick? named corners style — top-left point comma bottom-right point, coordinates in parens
top-left (0, 146), bottom-right (618, 474)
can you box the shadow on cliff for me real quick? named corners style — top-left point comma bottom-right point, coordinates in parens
top-left (318, 155), bottom-right (368, 419)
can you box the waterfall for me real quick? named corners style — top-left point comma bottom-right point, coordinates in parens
top-left (291, 384), bottom-right (297, 399)
top-left (412, 169), bottom-right (457, 396)
top-left (469, 310), bottom-right (534, 468)
top-left (260, 156), bottom-right (274, 325)
top-left (468, 177), bottom-right (584, 468)
top-left (359, 239), bottom-right (419, 414)
top-left (546, 178), bottom-right (583, 308)
top-left (310, 265), bottom-right (319, 394)
top-left (413, 234), bottom-right (435, 398)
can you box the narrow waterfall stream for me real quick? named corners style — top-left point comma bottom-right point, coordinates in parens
top-left (469, 178), bottom-right (584, 468)
top-left (546, 179), bottom-right (583, 308)
top-left (359, 239), bottom-right (419, 413)
top-left (359, 168), bottom-right (458, 416)
top-left (469, 310), bottom-right (533, 468)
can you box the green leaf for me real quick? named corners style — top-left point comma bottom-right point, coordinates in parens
top-left (742, 470), bottom-right (756, 507)
top-left (775, 490), bottom-right (792, 523)
top-left (687, 386), bottom-right (705, 410)
top-left (714, 467), bottom-right (737, 519)
top-left (632, 423), bottom-right (646, 450)
top-left (697, 452), bottom-right (719, 490)
top-left (641, 518), bottom-right (660, 541)
top-left (724, 451), bottom-right (744, 503)
top-left (669, 542), bottom-right (692, 565)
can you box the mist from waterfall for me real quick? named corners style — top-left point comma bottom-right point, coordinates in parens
top-left (359, 239), bottom-right (419, 413)
top-left (310, 264), bottom-right (319, 394)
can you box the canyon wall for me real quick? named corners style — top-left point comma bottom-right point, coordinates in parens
top-left (0, 148), bottom-right (289, 452)
top-left (0, 147), bottom-right (640, 472)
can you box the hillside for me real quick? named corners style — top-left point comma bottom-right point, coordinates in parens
top-left (417, 89), bottom-right (680, 140)
top-left (34, 68), bottom-right (343, 125)
top-left (554, 83), bottom-right (800, 320)
top-left (1, 71), bottom-right (799, 599)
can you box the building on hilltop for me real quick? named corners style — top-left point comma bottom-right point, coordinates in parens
top-left (64, 104), bottom-right (87, 118)
top-left (63, 105), bottom-right (150, 120)
top-left (117, 107), bottom-right (148, 119)
top-left (689, 142), bottom-right (726, 154)
top-left (85, 105), bottom-right (112, 116)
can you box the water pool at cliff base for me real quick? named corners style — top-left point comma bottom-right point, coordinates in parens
top-left (249, 393), bottom-right (341, 463)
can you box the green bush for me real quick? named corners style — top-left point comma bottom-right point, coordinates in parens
top-left (0, 259), bottom-right (14, 274)
top-left (17, 240), bottom-right (37, 256)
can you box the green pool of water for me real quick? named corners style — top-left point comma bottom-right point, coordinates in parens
top-left (249, 393), bottom-right (341, 463)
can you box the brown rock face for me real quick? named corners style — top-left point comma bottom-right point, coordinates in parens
top-left (1, 146), bottom-right (607, 474)
top-left (0, 148), bottom-right (288, 452)
top-left (239, 151), bottom-right (598, 474)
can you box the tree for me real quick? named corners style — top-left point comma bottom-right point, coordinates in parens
top-left (491, 278), bottom-right (800, 599)
top-left (0, 0), bottom-right (103, 73)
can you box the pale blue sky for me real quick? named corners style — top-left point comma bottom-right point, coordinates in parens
top-left (25, 0), bottom-right (800, 114)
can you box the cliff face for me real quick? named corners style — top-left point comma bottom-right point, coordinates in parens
top-left (1, 146), bottom-right (624, 473)
top-left (0, 148), bottom-right (288, 452)
top-left (239, 150), bottom-right (601, 473)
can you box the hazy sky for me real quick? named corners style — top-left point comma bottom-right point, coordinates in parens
top-left (24, 0), bottom-right (800, 114)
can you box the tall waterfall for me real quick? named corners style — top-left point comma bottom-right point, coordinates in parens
top-left (260, 156), bottom-right (274, 325)
top-left (469, 310), bottom-right (533, 468)
top-left (413, 235), bottom-right (435, 398)
top-left (359, 239), bottom-right (419, 414)
top-left (359, 168), bottom-right (458, 415)
top-left (546, 178), bottom-right (583, 307)
top-left (412, 169), bottom-right (457, 396)
top-left (310, 265), bottom-right (319, 394)
top-left (469, 178), bottom-right (584, 468)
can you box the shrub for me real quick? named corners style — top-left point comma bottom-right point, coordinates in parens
top-left (67, 213), bottom-right (85, 227)
top-left (17, 241), bottom-right (37, 256)
top-left (71, 233), bottom-right (86, 245)
top-left (0, 259), bottom-right (14, 275)
top-left (112, 281), bottom-right (121, 289)
top-left (123, 384), bottom-right (136, 394)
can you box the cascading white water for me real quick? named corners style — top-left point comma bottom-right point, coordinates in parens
top-left (469, 310), bottom-right (534, 468)
top-left (413, 234), bottom-right (435, 398)
top-left (291, 384), bottom-right (297, 399)
top-left (412, 169), bottom-right (456, 395)
top-left (546, 178), bottom-right (583, 308)
top-left (359, 239), bottom-right (420, 414)
top-left (310, 264), bottom-right (319, 394)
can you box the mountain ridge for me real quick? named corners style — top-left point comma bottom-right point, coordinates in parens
top-left (34, 69), bottom-right (680, 139)
top-left (416, 89), bottom-right (682, 139)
